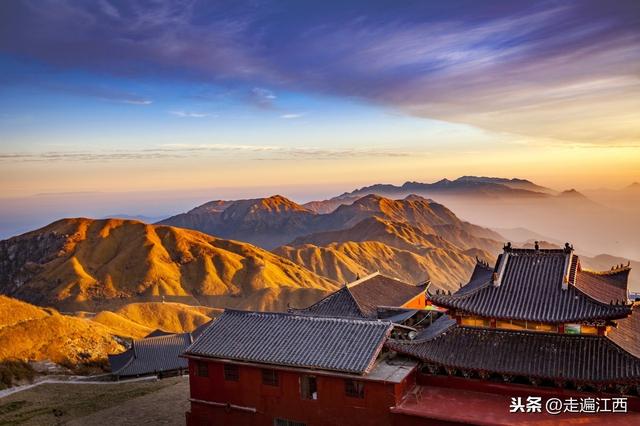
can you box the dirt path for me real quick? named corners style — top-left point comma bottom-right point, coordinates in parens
top-left (0, 376), bottom-right (188, 425)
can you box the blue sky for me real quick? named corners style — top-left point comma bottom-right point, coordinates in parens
top-left (0, 0), bottom-right (638, 204)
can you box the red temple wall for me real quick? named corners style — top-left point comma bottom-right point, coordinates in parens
top-left (417, 374), bottom-right (640, 411)
top-left (186, 359), bottom-right (415, 426)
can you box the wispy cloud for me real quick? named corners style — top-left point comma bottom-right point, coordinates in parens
top-left (249, 87), bottom-right (277, 109)
top-left (122, 99), bottom-right (152, 105)
top-left (0, 143), bottom-right (415, 162)
top-left (169, 110), bottom-right (211, 118)
top-left (280, 113), bottom-right (304, 119)
top-left (1, 1), bottom-right (638, 143)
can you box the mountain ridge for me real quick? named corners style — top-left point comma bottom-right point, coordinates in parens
top-left (157, 193), bottom-right (505, 291)
top-left (0, 218), bottom-right (337, 312)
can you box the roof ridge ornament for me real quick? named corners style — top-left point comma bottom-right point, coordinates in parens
top-left (586, 262), bottom-right (631, 276)
top-left (475, 256), bottom-right (490, 269)
top-left (493, 251), bottom-right (510, 287)
top-left (562, 250), bottom-right (574, 291)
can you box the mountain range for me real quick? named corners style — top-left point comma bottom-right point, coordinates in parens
top-left (1, 175), bottom-right (638, 322)
top-left (329, 176), bottom-right (557, 202)
top-left (0, 218), bottom-right (336, 312)
top-left (0, 192), bottom-right (505, 318)
top-left (159, 193), bottom-right (503, 288)
top-left (300, 176), bottom-right (639, 261)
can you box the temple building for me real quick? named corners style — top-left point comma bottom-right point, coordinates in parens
top-left (390, 244), bottom-right (640, 390)
top-left (108, 322), bottom-right (211, 379)
top-left (183, 310), bottom-right (417, 426)
top-left (290, 271), bottom-right (430, 328)
top-left (385, 243), bottom-right (640, 424)
top-left (183, 244), bottom-right (640, 425)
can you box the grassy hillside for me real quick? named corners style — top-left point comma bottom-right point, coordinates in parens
top-left (0, 218), bottom-right (337, 311)
top-left (0, 295), bottom-right (49, 328)
top-left (0, 310), bottom-right (123, 365)
top-left (0, 297), bottom-right (223, 365)
top-left (276, 241), bottom-right (479, 290)
top-left (110, 302), bottom-right (220, 334)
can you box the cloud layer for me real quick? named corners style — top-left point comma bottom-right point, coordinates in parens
top-left (1, 0), bottom-right (638, 143)
top-left (0, 144), bottom-right (413, 162)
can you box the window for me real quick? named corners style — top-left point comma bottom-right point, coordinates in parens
top-left (460, 316), bottom-right (490, 328)
top-left (529, 322), bottom-right (558, 333)
top-left (300, 375), bottom-right (317, 400)
top-left (497, 320), bottom-right (558, 333)
top-left (496, 320), bottom-right (521, 330)
top-left (262, 369), bottom-right (279, 386)
top-left (274, 419), bottom-right (306, 426)
top-left (460, 316), bottom-right (475, 326)
top-left (580, 324), bottom-right (598, 335)
top-left (196, 361), bottom-right (208, 377)
top-left (344, 379), bottom-right (365, 398)
top-left (224, 364), bottom-right (239, 381)
top-left (511, 320), bottom-right (527, 330)
top-left (475, 317), bottom-right (491, 328)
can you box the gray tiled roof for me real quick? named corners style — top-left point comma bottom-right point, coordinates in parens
top-left (293, 272), bottom-right (426, 319)
top-left (413, 314), bottom-right (456, 340)
top-left (185, 310), bottom-right (393, 374)
top-left (376, 307), bottom-right (420, 323)
top-left (294, 286), bottom-right (365, 318)
top-left (430, 248), bottom-right (631, 322)
top-left (110, 333), bottom-right (192, 377)
top-left (608, 309), bottom-right (640, 359)
top-left (107, 350), bottom-right (133, 374)
top-left (349, 274), bottom-right (425, 316)
top-left (452, 261), bottom-right (494, 297)
top-left (574, 268), bottom-right (630, 305)
top-left (388, 325), bottom-right (640, 384)
top-left (144, 329), bottom-right (174, 338)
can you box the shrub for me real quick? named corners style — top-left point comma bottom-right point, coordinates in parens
top-left (0, 360), bottom-right (35, 389)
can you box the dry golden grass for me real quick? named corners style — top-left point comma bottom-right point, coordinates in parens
top-left (112, 302), bottom-right (220, 334)
top-left (0, 296), bottom-right (124, 364)
top-left (0, 295), bottom-right (49, 328)
top-left (91, 311), bottom-right (154, 339)
top-left (0, 311), bottom-right (123, 364)
top-left (10, 218), bottom-right (337, 311)
top-left (276, 241), bottom-right (477, 290)
top-left (0, 296), bottom-right (224, 364)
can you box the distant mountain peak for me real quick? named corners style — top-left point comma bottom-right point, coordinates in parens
top-left (254, 194), bottom-right (310, 212)
top-left (354, 193), bottom-right (384, 202)
top-left (456, 175), bottom-right (533, 184)
top-left (403, 194), bottom-right (432, 202)
top-left (558, 188), bottom-right (586, 198)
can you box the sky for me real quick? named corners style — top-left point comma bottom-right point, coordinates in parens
top-left (0, 0), bottom-right (639, 234)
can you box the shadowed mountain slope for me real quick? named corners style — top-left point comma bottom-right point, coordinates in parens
top-left (158, 195), bottom-right (318, 249)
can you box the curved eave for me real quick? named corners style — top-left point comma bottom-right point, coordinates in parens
top-left (387, 326), bottom-right (640, 385)
top-left (429, 293), bottom-right (632, 323)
